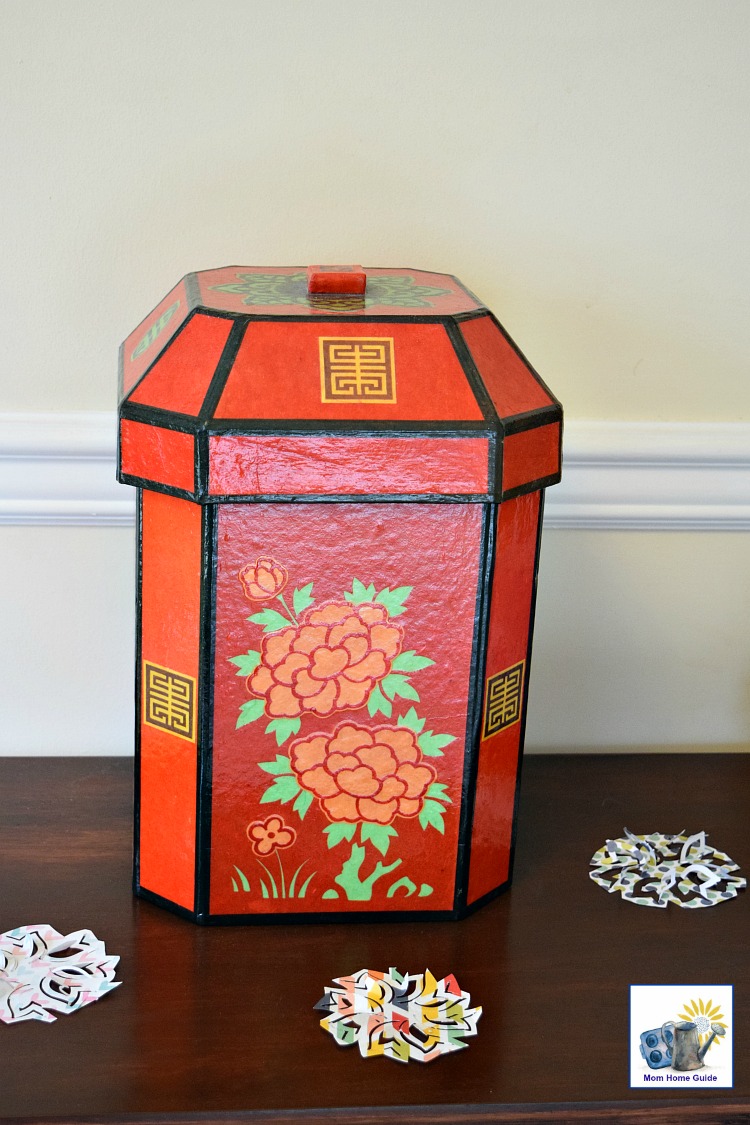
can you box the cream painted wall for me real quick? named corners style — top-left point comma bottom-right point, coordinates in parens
top-left (1, 0), bottom-right (749, 421)
top-left (1, 3), bottom-right (748, 755)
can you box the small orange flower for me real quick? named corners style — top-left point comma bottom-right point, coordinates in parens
top-left (239, 557), bottom-right (288, 601)
top-left (246, 815), bottom-right (296, 856)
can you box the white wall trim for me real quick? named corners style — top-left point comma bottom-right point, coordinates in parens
top-left (0, 413), bottom-right (748, 530)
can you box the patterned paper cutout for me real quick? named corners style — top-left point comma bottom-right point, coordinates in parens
top-left (0, 925), bottom-right (120, 1024)
top-left (315, 967), bottom-right (481, 1063)
top-left (589, 829), bottom-right (746, 908)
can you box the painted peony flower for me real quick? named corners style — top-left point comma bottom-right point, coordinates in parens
top-left (289, 722), bottom-right (436, 825)
top-left (247, 601), bottom-right (403, 718)
top-left (239, 557), bottom-right (288, 601)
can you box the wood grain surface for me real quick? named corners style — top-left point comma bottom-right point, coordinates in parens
top-left (1, 754), bottom-right (747, 1124)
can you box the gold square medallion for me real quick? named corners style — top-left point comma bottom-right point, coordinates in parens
top-left (482, 660), bottom-right (525, 739)
top-left (319, 337), bottom-right (396, 403)
top-left (143, 661), bottom-right (196, 742)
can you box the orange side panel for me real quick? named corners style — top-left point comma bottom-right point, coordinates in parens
top-left (459, 316), bottom-right (553, 418)
top-left (128, 313), bottom-right (233, 415)
top-left (139, 490), bottom-right (202, 911)
top-left (120, 420), bottom-right (195, 493)
top-left (215, 321), bottom-right (484, 422)
top-left (468, 492), bottom-right (541, 904)
top-left (502, 423), bottom-right (561, 493)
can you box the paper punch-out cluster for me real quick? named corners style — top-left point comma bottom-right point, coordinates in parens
top-left (315, 967), bottom-right (481, 1063)
top-left (0, 925), bottom-right (120, 1024)
top-left (589, 829), bottom-right (746, 908)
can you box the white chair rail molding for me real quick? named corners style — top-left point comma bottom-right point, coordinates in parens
top-left (0, 412), bottom-right (749, 530)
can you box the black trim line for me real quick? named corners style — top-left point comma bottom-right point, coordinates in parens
top-left (453, 503), bottom-right (495, 914)
top-left (132, 489), bottom-right (143, 894)
top-left (194, 505), bottom-right (217, 916)
top-left (503, 404), bottom-right (563, 435)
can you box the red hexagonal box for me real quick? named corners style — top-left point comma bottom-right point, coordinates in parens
top-left (118, 265), bottom-right (562, 923)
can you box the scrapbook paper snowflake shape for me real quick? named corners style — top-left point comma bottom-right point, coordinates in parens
top-left (315, 967), bottom-right (481, 1063)
top-left (589, 829), bottom-right (746, 908)
top-left (0, 925), bottom-right (121, 1024)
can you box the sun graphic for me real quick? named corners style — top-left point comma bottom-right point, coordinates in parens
top-left (676, 997), bottom-right (728, 1051)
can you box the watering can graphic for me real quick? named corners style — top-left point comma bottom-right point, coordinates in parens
top-left (660, 1020), bottom-right (726, 1071)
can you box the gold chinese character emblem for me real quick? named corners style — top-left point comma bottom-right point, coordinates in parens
top-left (319, 337), bottom-right (396, 403)
top-left (482, 661), bottom-right (525, 739)
top-left (143, 661), bottom-right (196, 742)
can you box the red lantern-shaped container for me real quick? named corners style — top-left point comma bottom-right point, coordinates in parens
top-left (118, 265), bottom-right (562, 923)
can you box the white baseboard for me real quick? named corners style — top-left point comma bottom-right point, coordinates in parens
top-left (0, 412), bottom-right (748, 530)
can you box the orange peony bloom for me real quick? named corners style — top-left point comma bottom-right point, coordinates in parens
top-left (289, 722), bottom-right (436, 825)
top-left (246, 815), bottom-right (296, 856)
top-left (247, 601), bottom-right (403, 719)
top-left (239, 557), bottom-right (288, 601)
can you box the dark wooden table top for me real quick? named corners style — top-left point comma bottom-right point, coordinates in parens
top-left (1, 754), bottom-right (747, 1124)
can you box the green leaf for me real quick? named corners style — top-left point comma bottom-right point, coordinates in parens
top-left (249, 608), bottom-right (293, 633)
top-left (324, 822), bottom-right (357, 848)
top-left (397, 707), bottom-right (425, 734)
top-left (418, 731), bottom-right (456, 756)
top-left (233, 865), bottom-right (251, 892)
top-left (391, 650), bottom-right (435, 673)
top-left (259, 775), bottom-right (300, 805)
top-left (236, 698), bottom-right (265, 728)
top-left (419, 798), bottom-right (446, 834)
top-left (229, 650), bottom-right (262, 676)
top-left (360, 822), bottom-right (398, 856)
top-left (426, 782), bottom-right (452, 804)
top-left (344, 578), bottom-right (377, 605)
top-left (375, 585), bottom-right (413, 616)
top-left (367, 685), bottom-right (392, 718)
top-left (292, 582), bottom-right (314, 615)
top-left (293, 789), bottom-right (314, 820)
top-left (264, 717), bottom-right (302, 746)
top-left (258, 754), bottom-right (293, 776)
top-left (380, 673), bottom-right (420, 702)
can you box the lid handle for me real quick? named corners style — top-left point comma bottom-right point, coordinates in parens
top-left (307, 265), bottom-right (366, 295)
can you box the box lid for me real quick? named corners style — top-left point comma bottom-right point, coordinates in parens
top-left (118, 266), bottom-right (562, 502)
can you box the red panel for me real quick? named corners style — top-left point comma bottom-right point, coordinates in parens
top-left (208, 434), bottom-right (489, 496)
top-left (128, 313), bottom-right (233, 415)
top-left (502, 423), bottom-right (561, 493)
top-left (459, 316), bottom-right (553, 418)
top-left (139, 491), bottom-right (202, 911)
top-left (121, 278), bottom-right (189, 397)
top-left (197, 266), bottom-right (481, 316)
top-left (120, 419), bottom-right (195, 493)
top-left (209, 502), bottom-right (483, 916)
top-left (215, 321), bottom-right (483, 422)
top-left (467, 492), bottom-right (541, 905)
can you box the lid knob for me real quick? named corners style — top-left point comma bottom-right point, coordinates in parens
top-left (307, 265), bottom-right (366, 295)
